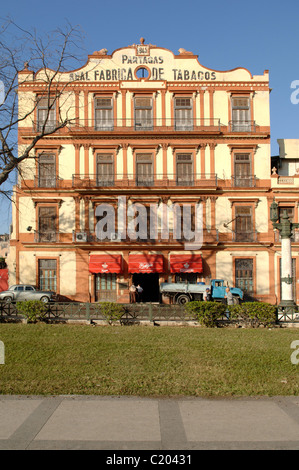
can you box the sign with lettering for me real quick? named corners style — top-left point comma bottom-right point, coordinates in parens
top-left (66, 45), bottom-right (254, 84)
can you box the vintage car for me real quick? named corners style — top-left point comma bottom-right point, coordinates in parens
top-left (0, 285), bottom-right (56, 303)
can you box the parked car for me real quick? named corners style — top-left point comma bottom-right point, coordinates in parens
top-left (0, 285), bottom-right (56, 303)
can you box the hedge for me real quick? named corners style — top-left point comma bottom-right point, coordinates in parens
top-left (185, 300), bottom-right (277, 328)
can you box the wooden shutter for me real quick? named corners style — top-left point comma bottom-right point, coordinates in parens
top-left (38, 207), bottom-right (57, 242)
top-left (96, 154), bottom-right (114, 186)
top-left (234, 154), bottom-right (251, 186)
top-left (174, 97), bottom-right (193, 130)
top-left (134, 97), bottom-right (153, 130)
top-left (235, 206), bottom-right (252, 241)
top-left (95, 98), bottom-right (113, 130)
top-left (136, 154), bottom-right (153, 186)
top-left (38, 154), bottom-right (56, 187)
top-left (38, 259), bottom-right (57, 291)
top-left (176, 154), bottom-right (193, 186)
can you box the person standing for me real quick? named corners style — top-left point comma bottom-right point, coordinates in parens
top-left (136, 284), bottom-right (143, 302)
top-left (129, 283), bottom-right (137, 303)
top-left (225, 287), bottom-right (233, 305)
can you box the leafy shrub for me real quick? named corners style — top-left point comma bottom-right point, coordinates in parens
top-left (16, 300), bottom-right (47, 323)
top-left (98, 302), bottom-right (125, 325)
top-left (228, 302), bottom-right (277, 327)
top-left (185, 301), bottom-right (227, 327)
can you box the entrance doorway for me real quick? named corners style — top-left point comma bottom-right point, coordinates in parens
top-left (132, 273), bottom-right (160, 302)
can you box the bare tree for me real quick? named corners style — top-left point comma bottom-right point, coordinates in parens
top-left (0, 18), bottom-right (85, 191)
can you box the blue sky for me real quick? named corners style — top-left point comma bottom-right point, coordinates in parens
top-left (1, 0), bottom-right (299, 232)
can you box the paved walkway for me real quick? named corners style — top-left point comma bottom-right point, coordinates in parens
top-left (0, 395), bottom-right (299, 450)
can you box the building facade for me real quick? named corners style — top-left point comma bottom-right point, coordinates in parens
top-left (8, 39), bottom-right (297, 305)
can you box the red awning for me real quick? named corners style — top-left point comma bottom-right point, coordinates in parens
top-left (0, 269), bottom-right (8, 291)
top-left (89, 255), bottom-right (123, 274)
top-left (128, 254), bottom-right (164, 273)
top-left (170, 255), bottom-right (203, 273)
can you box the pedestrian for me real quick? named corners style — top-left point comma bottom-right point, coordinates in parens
top-left (225, 287), bottom-right (233, 305)
top-left (136, 284), bottom-right (143, 302)
top-left (203, 288), bottom-right (210, 301)
top-left (206, 288), bottom-right (211, 301)
top-left (224, 287), bottom-right (233, 319)
top-left (129, 283), bottom-right (136, 303)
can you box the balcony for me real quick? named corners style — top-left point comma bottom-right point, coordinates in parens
top-left (232, 231), bottom-right (258, 242)
top-left (72, 173), bottom-right (218, 189)
top-left (231, 175), bottom-right (257, 188)
top-left (69, 117), bottom-right (222, 134)
top-left (33, 120), bottom-right (61, 133)
top-left (34, 231), bottom-right (59, 243)
top-left (72, 229), bottom-right (220, 245)
top-left (34, 176), bottom-right (62, 188)
top-left (228, 121), bottom-right (256, 132)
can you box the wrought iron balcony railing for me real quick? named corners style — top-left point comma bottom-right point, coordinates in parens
top-left (34, 176), bottom-right (62, 188)
top-left (232, 231), bottom-right (258, 242)
top-left (228, 120), bottom-right (256, 132)
top-left (34, 231), bottom-right (59, 243)
top-left (33, 120), bottom-right (60, 132)
top-left (72, 173), bottom-right (218, 188)
top-left (231, 175), bottom-right (257, 188)
top-left (69, 117), bottom-right (222, 132)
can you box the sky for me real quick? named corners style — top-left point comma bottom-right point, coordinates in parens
top-left (0, 0), bottom-right (299, 232)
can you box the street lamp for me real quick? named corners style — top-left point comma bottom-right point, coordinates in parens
top-left (270, 200), bottom-right (299, 313)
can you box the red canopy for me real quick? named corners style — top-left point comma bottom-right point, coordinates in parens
top-left (170, 255), bottom-right (203, 273)
top-left (89, 255), bottom-right (123, 274)
top-left (0, 269), bottom-right (8, 291)
top-left (128, 254), bottom-right (164, 273)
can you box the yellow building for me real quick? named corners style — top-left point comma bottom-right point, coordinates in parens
top-left (8, 39), bottom-right (297, 305)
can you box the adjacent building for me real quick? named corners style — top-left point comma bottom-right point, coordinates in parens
top-left (7, 39), bottom-right (297, 305)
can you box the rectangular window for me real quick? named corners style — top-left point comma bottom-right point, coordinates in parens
top-left (233, 154), bottom-right (252, 187)
top-left (95, 97), bottom-right (114, 130)
top-left (95, 273), bottom-right (117, 301)
top-left (38, 154), bottom-right (56, 187)
top-left (134, 97), bottom-right (153, 130)
top-left (96, 154), bottom-right (114, 186)
top-left (38, 206), bottom-right (57, 242)
top-left (231, 96), bottom-right (251, 131)
top-left (176, 154), bottom-right (194, 186)
top-left (235, 206), bottom-right (253, 242)
top-left (37, 97), bottom-right (56, 132)
top-left (174, 97), bottom-right (193, 130)
top-left (235, 259), bottom-right (254, 296)
top-left (136, 153), bottom-right (153, 186)
top-left (38, 259), bottom-right (57, 292)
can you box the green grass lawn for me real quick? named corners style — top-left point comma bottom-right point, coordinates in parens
top-left (0, 324), bottom-right (298, 396)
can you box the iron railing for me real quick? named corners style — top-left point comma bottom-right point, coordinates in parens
top-left (1, 301), bottom-right (297, 324)
top-left (34, 231), bottom-right (59, 243)
top-left (228, 120), bottom-right (256, 132)
top-left (71, 117), bottom-right (222, 132)
top-left (72, 173), bottom-right (218, 188)
top-left (231, 175), bottom-right (257, 188)
top-left (232, 231), bottom-right (258, 242)
top-left (34, 176), bottom-right (62, 188)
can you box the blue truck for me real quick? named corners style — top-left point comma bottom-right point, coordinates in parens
top-left (160, 279), bottom-right (244, 305)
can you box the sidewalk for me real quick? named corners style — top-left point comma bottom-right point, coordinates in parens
top-left (0, 395), bottom-right (299, 450)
